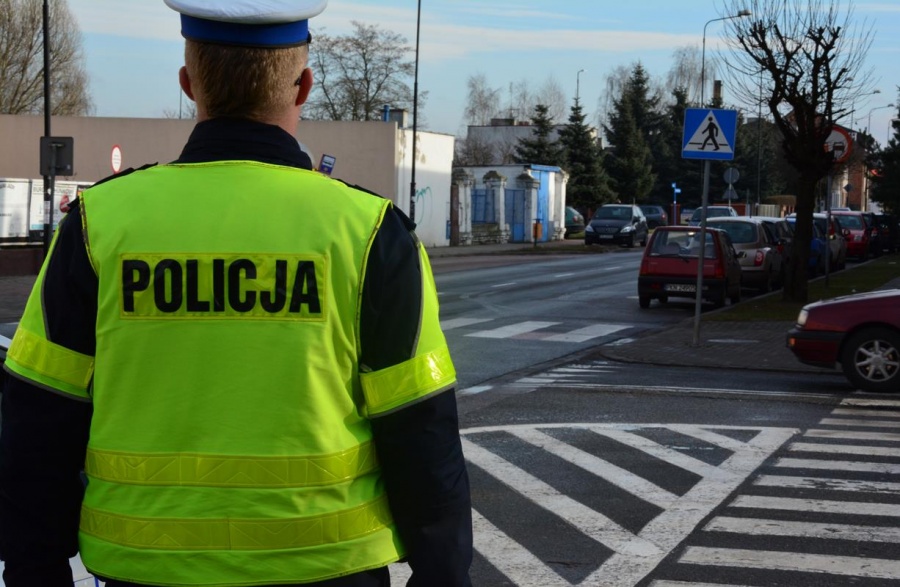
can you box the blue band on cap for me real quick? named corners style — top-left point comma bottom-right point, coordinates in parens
top-left (181, 14), bottom-right (309, 47)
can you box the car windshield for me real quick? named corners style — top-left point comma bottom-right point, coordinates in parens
top-left (709, 221), bottom-right (755, 244)
top-left (595, 206), bottom-right (631, 220)
top-left (838, 215), bottom-right (863, 229)
top-left (650, 231), bottom-right (718, 258)
top-left (708, 208), bottom-right (733, 218)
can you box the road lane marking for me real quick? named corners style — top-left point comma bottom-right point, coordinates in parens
top-left (775, 457), bottom-right (900, 475)
top-left (705, 515), bottom-right (900, 543)
top-left (462, 438), bottom-right (663, 557)
top-left (754, 474), bottom-right (900, 495)
top-left (842, 398), bottom-right (900, 407)
top-left (544, 323), bottom-right (628, 343)
top-left (440, 317), bottom-right (493, 330)
top-left (819, 417), bottom-right (900, 428)
top-left (553, 272), bottom-right (577, 278)
top-left (679, 547), bottom-right (900, 579)
top-left (509, 428), bottom-right (678, 509)
top-left (832, 407), bottom-right (900, 418)
top-left (466, 321), bottom-right (560, 339)
top-left (592, 428), bottom-right (723, 479)
top-left (789, 442), bottom-right (900, 458)
top-left (805, 429), bottom-right (900, 441)
top-left (669, 425), bottom-right (748, 452)
top-left (491, 282), bottom-right (517, 288)
top-left (651, 582), bottom-right (754, 587)
top-left (730, 495), bottom-right (900, 517)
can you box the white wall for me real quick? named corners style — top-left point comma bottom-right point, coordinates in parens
top-left (395, 130), bottom-right (455, 247)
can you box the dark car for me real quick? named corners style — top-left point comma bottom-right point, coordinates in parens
top-left (638, 226), bottom-right (743, 308)
top-left (832, 211), bottom-right (872, 261)
top-left (584, 204), bottom-right (649, 248)
top-left (861, 211), bottom-right (883, 258)
top-left (874, 213), bottom-right (899, 254)
top-left (787, 289), bottom-right (900, 393)
top-left (639, 205), bottom-right (669, 229)
top-left (565, 206), bottom-right (585, 236)
top-left (779, 216), bottom-right (828, 276)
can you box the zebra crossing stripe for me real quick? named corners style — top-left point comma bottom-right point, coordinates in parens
top-left (594, 429), bottom-right (724, 479)
top-left (679, 547), bottom-right (900, 579)
top-left (705, 515), bottom-right (900, 543)
top-left (466, 321), bottom-right (560, 339)
top-left (668, 425), bottom-right (749, 452)
top-left (508, 428), bottom-right (679, 509)
top-left (650, 582), bottom-right (753, 587)
top-left (820, 417), bottom-right (900, 428)
top-left (775, 457), bottom-right (900, 475)
top-left (439, 317), bottom-right (493, 330)
top-left (806, 429), bottom-right (900, 442)
top-left (470, 509), bottom-right (570, 587)
top-left (754, 474), bottom-right (900, 494)
top-left (841, 398), bottom-right (900, 407)
top-left (832, 407), bottom-right (900, 418)
top-left (790, 442), bottom-right (900, 458)
top-left (730, 495), bottom-right (900, 517)
top-left (544, 323), bottom-right (628, 343)
top-left (461, 437), bottom-right (664, 557)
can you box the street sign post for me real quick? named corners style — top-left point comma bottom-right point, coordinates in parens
top-left (682, 108), bottom-right (739, 345)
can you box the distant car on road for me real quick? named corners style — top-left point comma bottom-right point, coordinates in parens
top-left (688, 206), bottom-right (738, 226)
top-left (637, 226), bottom-right (743, 308)
top-left (832, 211), bottom-right (872, 261)
top-left (584, 204), bottom-right (649, 248)
top-left (874, 213), bottom-right (900, 254)
top-left (639, 204), bottom-right (669, 228)
top-left (565, 206), bottom-right (585, 236)
top-left (787, 212), bottom-right (848, 271)
top-left (787, 289), bottom-right (900, 393)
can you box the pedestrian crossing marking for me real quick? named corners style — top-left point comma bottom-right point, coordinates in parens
top-left (545, 323), bottom-right (628, 343)
top-left (842, 397), bottom-right (900, 407)
top-left (730, 494), bottom-right (900, 517)
top-left (439, 317), bottom-right (493, 330)
top-left (819, 416), bottom-right (900, 428)
top-left (679, 547), bottom-right (900, 580)
top-left (755, 474), bottom-right (900, 495)
top-left (466, 320), bottom-right (559, 339)
top-left (806, 428), bottom-right (900, 441)
top-left (705, 515), bottom-right (900, 543)
top-left (790, 441), bottom-right (900, 457)
top-left (776, 457), bottom-right (900, 475)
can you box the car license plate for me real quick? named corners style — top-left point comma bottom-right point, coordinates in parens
top-left (599, 234), bottom-right (613, 239)
top-left (665, 284), bottom-right (696, 293)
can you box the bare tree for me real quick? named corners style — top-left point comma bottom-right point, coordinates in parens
top-left (304, 21), bottom-right (425, 123)
top-left (463, 73), bottom-right (501, 126)
top-left (0, 0), bottom-right (92, 115)
top-left (666, 46), bottom-right (703, 104)
top-left (722, 0), bottom-right (874, 302)
top-left (537, 77), bottom-right (567, 123)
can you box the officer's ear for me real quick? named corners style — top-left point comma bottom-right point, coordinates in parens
top-left (179, 66), bottom-right (195, 101)
top-left (295, 67), bottom-right (313, 106)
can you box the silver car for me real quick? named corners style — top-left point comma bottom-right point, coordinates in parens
top-left (707, 217), bottom-right (786, 293)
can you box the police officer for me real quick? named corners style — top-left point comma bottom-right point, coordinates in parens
top-left (0, 1), bottom-right (473, 585)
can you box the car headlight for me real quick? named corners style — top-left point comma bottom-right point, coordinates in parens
top-left (621, 225), bottom-right (635, 233)
top-left (585, 224), bottom-right (595, 233)
top-left (796, 308), bottom-right (809, 327)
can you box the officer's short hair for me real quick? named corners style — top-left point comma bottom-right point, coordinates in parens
top-left (184, 41), bottom-right (308, 121)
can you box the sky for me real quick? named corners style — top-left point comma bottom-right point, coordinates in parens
top-left (67, 0), bottom-right (900, 143)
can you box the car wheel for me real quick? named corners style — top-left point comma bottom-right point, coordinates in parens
top-left (757, 271), bottom-right (772, 294)
top-left (659, 294), bottom-right (668, 304)
top-left (627, 235), bottom-right (636, 248)
top-left (841, 327), bottom-right (900, 393)
top-left (729, 287), bottom-right (741, 305)
top-left (639, 295), bottom-right (651, 309)
top-left (640, 234), bottom-right (647, 247)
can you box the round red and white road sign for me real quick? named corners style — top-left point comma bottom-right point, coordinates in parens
top-left (825, 126), bottom-right (853, 164)
top-left (111, 144), bottom-right (123, 173)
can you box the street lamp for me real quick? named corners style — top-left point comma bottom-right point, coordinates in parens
top-left (868, 104), bottom-right (895, 143)
top-left (576, 69), bottom-right (585, 103)
top-left (850, 89), bottom-right (881, 130)
top-left (408, 0), bottom-right (421, 222)
top-left (701, 9), bottom-right (751, 106)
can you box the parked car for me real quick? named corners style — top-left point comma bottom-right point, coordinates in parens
top-left (861, 211), bottom-right (884, 258)
top-left (787, 212), bottom-right (848, 271)
top-left (778, 216), bottom-right (827, 276)
top-left (585, 204), bottom-right (649, 248)
top-left (679, 207), bottom-right (696, 225)
top-left (874, 213), bottom-right (900, 254)
top-left (832, 210), bottom-right (872, 261)
top-left (565, 206), bottom-right (585, 236)
top-left (639, 204), bottom-right (669, 229)
top-left (787, 289), bottom-right (900, 393)
top-left (637, 226), bottom-right (743, 308)
top-left (707, 217), bottom-right (785, 293)
top-left (688, 206), bottom-right (738, 226)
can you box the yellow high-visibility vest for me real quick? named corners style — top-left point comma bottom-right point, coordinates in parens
top-left (5, 161), bottom-right (456, 586)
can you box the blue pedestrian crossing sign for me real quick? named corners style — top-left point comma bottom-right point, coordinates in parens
top-left (682, 108), bottom-right (738, 161)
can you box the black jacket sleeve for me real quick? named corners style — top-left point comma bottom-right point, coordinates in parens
top-left (361, 207), bottom-right (473, 587)
top-left (0, 207), bottom-right (96, 587)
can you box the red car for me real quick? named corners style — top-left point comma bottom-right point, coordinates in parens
top-left (638, 226), bottom-right (743, 308)
top-left (832, 211), bottom-right (871, 260)
top-left (787, 289), bottom-right (900, 393)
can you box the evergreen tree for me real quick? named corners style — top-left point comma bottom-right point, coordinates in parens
top-left (514, 104), bottom-right (565, 166)
top-left (558, 99), bottom-right (615, 211)
top-left (603, 65), bottom-right (656, 201)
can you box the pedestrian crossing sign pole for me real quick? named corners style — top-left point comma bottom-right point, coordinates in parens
top-left (681, 108), bottom-right (739, 346)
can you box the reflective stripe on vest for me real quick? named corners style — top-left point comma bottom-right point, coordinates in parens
top-left (361, 345), bottom-right (456, 416)
top-left (5, 328), bottom-right (94, 398)
top-left (81, 495), bottom-right (393, 551)
top-left (85, 442), bottom-right (378, 487)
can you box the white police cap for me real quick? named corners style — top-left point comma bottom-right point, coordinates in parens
top-left (164, 0), bottom-right (327, 47)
